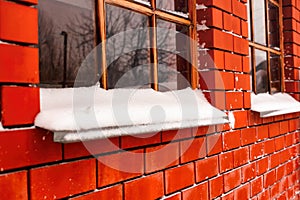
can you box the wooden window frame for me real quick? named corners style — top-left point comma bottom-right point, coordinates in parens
top-left (248, 0), bottom-right (285, 94)
top-left (95, 0), bottom-right (198, 90)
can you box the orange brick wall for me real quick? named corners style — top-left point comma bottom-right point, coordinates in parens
top-left (0, 0), bottom-right (299, 199)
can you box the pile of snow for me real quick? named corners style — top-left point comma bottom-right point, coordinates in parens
top-left (35, 86), bottom-right (228, 142)
top-left (251, 92), bottom-right (300, 117)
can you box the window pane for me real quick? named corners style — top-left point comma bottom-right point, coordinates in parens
top-left (156, 19), bottom-right (190, 91)
top-left (253, 0), bottom-right (266, 45)
top-left (270, 53), bottom-right (281, 93)
top-left (156, 0), bottom-right (188, 16)
top-left (268, 3), bottom-right (280, 49)
top-left (38, 0), bottom-right (96, 87)
top-left (105, 5), bottom-right (150, 89)
top-left (255, 49), bottom-right (268, 93)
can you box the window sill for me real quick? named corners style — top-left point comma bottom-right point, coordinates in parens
top-left (34, 86), bottom-right (228, 143)
top-left (251, 92), bottom-right (300, 118)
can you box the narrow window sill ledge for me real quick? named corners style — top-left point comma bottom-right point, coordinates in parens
top-left (34, 86), bottom-right (228, 143)
top-left (251, 92), bottom-right (300, 118)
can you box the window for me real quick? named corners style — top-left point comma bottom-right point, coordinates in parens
top-left (248, 0), bottom-right (284, 94)
top-left (38, 0), bottom-right (198, 91)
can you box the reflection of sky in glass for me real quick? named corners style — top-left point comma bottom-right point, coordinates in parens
top-left (253, 0), bottom-right (266, 45)
top-left (55, 0), bottom-right (92, 9)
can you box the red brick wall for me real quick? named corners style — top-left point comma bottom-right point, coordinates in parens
top-left (0, 0), bottom-right (299, 199)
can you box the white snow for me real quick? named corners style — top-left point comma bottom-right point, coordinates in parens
top-left (251, 92), bottom-right (300, 117)
top-left (133, 0), bottom-right (151, 6)
top-left (160, 8), bottom-right (189, 18)
top-left (35, 86), bottom-right (228, 143)
top-left (196, 4), bottom-right (207, 10)
top-left (228, 111), bottom-right (235, 129)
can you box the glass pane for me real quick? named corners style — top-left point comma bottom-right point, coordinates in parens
top-left (268, 3), bottom-right (280, 49)
top-left (255, 49), bottom-right (268, 93)
top-left (156, 0), bottom-right (188, 17)
top-left (249, 47), bottom-right (253, 91)
top-left (253, 0), bottom-right (266, 45)
top-left (105, 5), bottom-right (150, 89)
top-left (156, 19), bottom-right (190, 91)
top-left (38, 0), bottom-right (96, 87)
top-left (270, 53), bottom-right (281, 93)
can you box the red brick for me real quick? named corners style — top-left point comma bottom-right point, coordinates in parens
top-left (204, 91), bottom-right (226, 110)
top-left (258, 189), bottom-right (270, 199)
top-left (269, 153), bottom-right (281, 169)
top-left (207, 133), bottom-right (222, 155)
top-left (1, 86), bottom-right (40, 126)
top-left (97, 150), bottom-right (143, 187)
top-left (232, 16), bottom-right (241, 35)
top-left (198, 29), bottom-right (233, 51)
top-left (250, 177), bottom-right (263, 197)
top-left (226, 91), bottom-right (243, 110)
top-left (124, 173), bottom-right (163, 200)
top-left (0, 129), bottom-right (61, 171)
top-left (241, 127), bottom-right (257, 146)
top-left (64, 137), bottom-right (119, 159)
top-left (196, 155), bottom-right (218, 182)
top-left (276, 165), bottom-right (286, 181)
top-left (225, 52), bottom-right (242, 72)
top-left (233, 36), bottom-right (249, 55)
top-left (162, 129), bottom-right (191, 143)
top-left (180, 137), bottom-right (206, 163)
top-left (285, 133), bottom-right (294, 147)
top-left (30, 159), bottom-right (96, 200)
top-left (243, 56), bottom-right (250, 73)
top-left (70, 185), bottom-right (122, 200)
top-left (242, 163), bottom-right (256, 182)
top-left (223, 12), bottom-right (233, 31)
top-left (222, 192), bottom-right (234, 200)
top-left (250, 142), bottom-right (264, 161)
top-left (232, 110), bottom-right (248, 128)
top-left (197, 7), bottom-right (223, 29)
top-left (219, 151), bottom-right (233, 173)
top-left (233, 146), bottom-right (249, 167)
top-left (0, 171), bottom-right (28, 199)
top-left (209, 176), bottom-right (223, 198)
top-left (232, 0), bottom-right (247, 20)
top-left (264, 139), bottom-right (275, 155)
top-left (223, 168), bottom-right (241, 192)
top-left (165, 163), bottom-right (194, 194)
top-left (280, 121), bottom-right (289, 134)
top-left (199, 70), bottom-right (235, 90)
top-left (256, 125), bottom-right (268, 141)
top-left (223, 130), bottom-right (241, 151)
top-left (0, 1), bottom-right (38, 44)
top-left (145, 143), bottom-right (179, 173)
top-left (198, 0), bottom-right (232, 13)
top-left (269, 123), bottom-right (280, 137)
top-left (122, 132), bottom-right (161, 149)
top-left (0, 44), bottom-right (39, 83)
top-left (248, 111), bottom-right (262, 126)
top-left (165, 193), bottom-right (181, 200)
top-left (198, 49), bottom-right (224, 70)
top-left (274, 136), bottom-right (285, 151)
top-left (241, 20), bottom-right (248, 38)
top-left (182, 182), bottom-right (209, 200)
top-left (264, 169), bottom-right (276, 188)
top-left (235, 73), bottom-right (251, 90)
top-left (234, 183), bottom-right (250, 200)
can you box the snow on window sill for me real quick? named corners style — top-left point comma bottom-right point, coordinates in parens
top-left (34, 86), bottom-right (228, 143)
top-left (251, 92), bottom-right (300, 118)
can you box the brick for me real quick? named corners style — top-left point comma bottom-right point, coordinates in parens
top-left (165, 163), bottom-right (194, 194)
top-left (197, 7), bottom-right (223, 29)
top-left (0, 129), bottom-right (61, 171)
top-left (198, 0), bottom-right (232, 13)
top-left (250, 142), bottom-right (264, 161)
top-left (207, 133), bottom-right (222, 155)
top-left (199, 70), bottom-right (235, 90)
top-left (276, 165), bottom-right (286, 181)
top-left (162, 129), bottom-right (191, 143)
top-left (122, 132), bottom-right (161, 149)
top-left (258, 189), bottom-right (270, 199)
top-left (97, 150), bottom-right (143, 187)
top-left (0, 44), bottom-right (39, 83)
top-left (233, 146), bottom-right (249, 167)
top-left (232, 110), bottom-right (248, 129)
top-left (64, 137), bottom-right (119, 159)
top-left (279, 121), bottom-right (289, 135)
top-left (264, 139), bottom-right (275, 155)
top-left (224, 52), bottom-right (243, 72)
top-left (256, 125), bottom-right (268, 141)
top-left (242, 163), bottom-right (256, 182)
top-left (223, 12), bottom-right (233, 31)
top-left (274, 136), bottom-right (285, 151)
top-left (204, 91), bottom-right (226, 110)
top-left (164, 193), bottom-right (181, 200)
top-left (180, 137), bottom-right (206, 163)
top-left (248, 111), bottom-right (262, 127)
top-left (222, 130), bottom-right (241, 151)
top-left (0, 171), bottom-right (28, 200)
top-left (219, 151), bottom-right (233, 173)
top-left (182, 182), bottom-right (208, 200)
top-left (196, 155), bottom-right (218, 182)
top-left (209, 176), bottom-right (223, 198)
top-left (223, 168), bottom-right (241, 192)
top-left (124, 173), bottom-right (163, 200)
top-left (241, 127), bottom-right (257, 146)
top-left (235, 73), bottom-right (251, 90)
top-left (70, 185), bottom-right (122, 200)
top-left (264, 169), bottom-right (276, 188)
top-left (242, 56), bottom-right (250, 73)
top-left (30, 159), bottom-right (96, 200)
top-left (0, 1), bottom-right (38, 44)
top-left (243, 92), bottom-right (251, 108)
top-left (198, 49), bottom-right (224, 70)
top-left (198, 29), bottom-right (233, 51)
top-left (232, 16), bottom-right (241, 35)
top-left (222, 192), bottom-right (234, 200)
top-left (145, 143), bottom-right (179, 173)
top-left (241, 20), bottom-right (248, 38)
top-left (234, 183), bottom-right (250, 200)
top-left (1, 86), bottom-right (40, 127)
top-left (232, 0), bottom-right (247, 20)
top-left (250, 177), bottom-right (263, 197)
top-left (269, 153), bottom-right (281, 169)
top-left (233, 36), bottom-right (249, 55)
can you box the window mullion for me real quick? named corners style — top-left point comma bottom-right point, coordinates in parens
top-left (150, 0), bottom-right (158, 90)
top-left (267, 51), bottom-right (272, 93)
top-left (252, 47), bottom-right (257, 93)
top-left (278, 0), bottom-right (285, 92)
top-left (265, 0), bottom-right (270, 47)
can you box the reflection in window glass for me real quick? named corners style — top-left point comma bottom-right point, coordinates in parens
top-left (156, 0), bottom-right (188, 15)
top-left (38, 0), bottom-right (96, 87)
top-left (255, 49), bottom-right (268, 93)
top-left (253, 0), bottom-right (266, 45)
top-left (268, 3), bottom-right (280, 49)
top-left (156, 19), bottom-right (190, 91)
top-left (105, 5), bottom-right (150, 89)
top-left (270, 53), bottom-right (281, 92)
